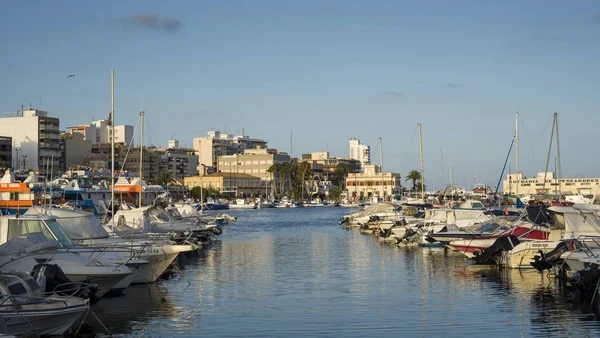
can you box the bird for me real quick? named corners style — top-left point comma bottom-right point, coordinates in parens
top-left (67, 74), bottom-right (75, 79)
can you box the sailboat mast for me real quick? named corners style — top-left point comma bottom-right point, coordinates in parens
top-left (515, 112), bottom-right (519, 196)
top-left (542, 113), bottom-right (556, 195)
top-left (441, 149), bottom-right (445, 191)
top-left (110, 69), bottom-right (115, 230)
top-left (555, 112), bottom-right (561, 195)
top-left (139, 111), bottom-right (144, 208)
top-left (379, 137), bottom-right (383, 199)
top-left (418, 123), bottom-right (424, 199)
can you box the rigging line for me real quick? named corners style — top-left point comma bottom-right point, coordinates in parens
top-left (117, 116), bottom-right (140, 177)
top-left (400, 125), bottom-right (419, 175)
top-left (143, 114), bottom-right (160, 147)
top-left (520, 114), bottom-right (552, 173)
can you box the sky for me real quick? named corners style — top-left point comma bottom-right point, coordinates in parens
top-left (1, 1), bottom-right (599, 191)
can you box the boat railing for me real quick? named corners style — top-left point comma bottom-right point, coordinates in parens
top-left (574, 235), bottom-right (600, 258)
top-left (0, 293), bottom-right (55, 306)
top-left (46, 281), bottom-right (97, 299)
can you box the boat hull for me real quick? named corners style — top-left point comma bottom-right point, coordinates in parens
top-left (0, 298), bottom-right (88, 336)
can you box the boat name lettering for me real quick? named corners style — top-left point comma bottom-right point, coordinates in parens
top-left (531, 244), bottom-right (549, 248)
top-left (86, 275), bottom-right (110, 281)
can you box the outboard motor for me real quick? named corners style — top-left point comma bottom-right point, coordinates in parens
top-left (570, 265), bottom-right (600, 294)
top-left (472, 235), bottom-right (520, 265)
top-left (31, 263), bottom-right (97, 300)
top-left (531, 240), bottom-right (576, 271)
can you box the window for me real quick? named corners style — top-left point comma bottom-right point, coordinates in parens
top-left (8, 220), bottom-right (55, 242)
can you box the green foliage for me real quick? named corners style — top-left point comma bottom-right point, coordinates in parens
top-left (333, 163), bottom-right (350, 189)
top-left (329, 186), bottom-right (342, 201)
top-left (154, 172), bottom-right (174, 188)
top-left (405, 170), bottom-right (422, 192)
top-left (190, 186), bottom-right (221, 201)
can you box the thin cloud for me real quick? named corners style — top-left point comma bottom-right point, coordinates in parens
top-left (121, 13), bottom-right (183, 32)
top-left (594, 10), bottom-right (600, 23)
top-left (446, 83), bottom-right (464, 89)
top-left (379, 91), bottom-right (403, 99)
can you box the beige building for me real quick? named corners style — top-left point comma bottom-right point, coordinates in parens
top-left (217, 148), bottom-right (290, 180)
top-left (193, 130), bottom-right (268, 174)
top-left (184, 172), bottom-right (267, 198)
top-left (503, 172), bottom-right (600, 198)
top-left (345, 164), bottom-right (401, 200)
top-left (60, 132), bottom-right (92, 170)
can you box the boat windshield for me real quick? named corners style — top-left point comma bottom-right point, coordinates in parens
top-left (57, 215), bottom-right (110, 240)
top-left (44, 219), bottom-right (76, 247)
top-left (151, 209), bottom-right (172, 222)
top-left (166, 208), bottom-right (183, 219)
top-left (7, 219), bottom-right (74, 247)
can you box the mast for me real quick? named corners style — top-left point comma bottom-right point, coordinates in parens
top-left (441, 149), bottom-right (445, 192)
top-left (542, 113), bottom-right (557, 195)
top-left (555, 112), bottom-right (561, 196)
top-left (379, 137), bottom-right (384, 199)
top-left (418, 123), bottom-right (424, 199)
top-left (110, 69), bottom-right (115, 230)
top-left (515, 112), bottom-right (519, 196)
top-left (139, 110), bottom-right (144, 208)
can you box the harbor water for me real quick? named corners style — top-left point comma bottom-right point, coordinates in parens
top-left (81, 207), bottom-right (600, 337)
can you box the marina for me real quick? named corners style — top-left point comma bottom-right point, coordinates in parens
top-left (2, 2), bottom-right (600, 336)
top-left (26, 207), bottom-right (594, 337)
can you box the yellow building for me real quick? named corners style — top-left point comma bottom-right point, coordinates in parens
top-left (184, 172), bottom-right (268, 198)
top-left (503, 172), bottom-right (600, 198)
top-left (345, 164), bottom-right (401, 200)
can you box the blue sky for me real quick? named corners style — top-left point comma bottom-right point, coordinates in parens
top-left (1, 1), bottom-right (599, 190)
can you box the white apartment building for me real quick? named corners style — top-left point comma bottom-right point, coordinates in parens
top-left (503, 172), bottom-right (600, 198)
top-left (349, 137), bottom-right (370, 170)
top-left (0, 109), bottom-right (62, 175)
top-left (68, 119), bottom-right (133, 145)
top-left (193, 130), bottom-right (268, 174)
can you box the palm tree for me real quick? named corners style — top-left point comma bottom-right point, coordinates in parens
top-left (298, 161), bottom-right (312, 199)
top-left (333, 163), bottom-right (350, 190)
top-left (405, 170), bottom-right (422, 193)
top-left (267, 162), bottom-right (283, 198)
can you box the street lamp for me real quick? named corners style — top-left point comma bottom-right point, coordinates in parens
top-left (14, 147), bottom-right (20, 172)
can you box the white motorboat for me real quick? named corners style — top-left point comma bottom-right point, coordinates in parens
top-left (0, 272), bottom-right (89, 336)
top-left (27, 207), bottom-right (195, 284)
top-left (0, 214), bottom-right (134, 298)
top-left (228, 199), bottom-right (257, 210)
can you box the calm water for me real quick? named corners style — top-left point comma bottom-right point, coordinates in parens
top-left (79, 207), bottom-right (600, 337)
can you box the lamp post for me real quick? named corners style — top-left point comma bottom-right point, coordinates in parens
top-left (199, 163), bottom-right (205, 213)
top-left (14, 147), bottom-right (20, 172)
top-left (21, 155), bottom-right (27, 173)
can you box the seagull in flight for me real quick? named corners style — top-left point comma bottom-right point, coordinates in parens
top-left (67, 74), bottom-right (75, 79)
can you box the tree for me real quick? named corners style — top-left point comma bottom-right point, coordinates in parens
top-left (191, 186), bottom-right (220, 201)
top-left (328, 186), bottom-right (342, 201)
top-left (333, 163), bottom-right (350, 190)
top-left (405, 170), bottom-right (422, 193)
top-left (155, 172), bottom-right (173, 188)
top-left (267, 163), bottom-right (284, 198)
top-left (298, 161), bottom-right (312, 199)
